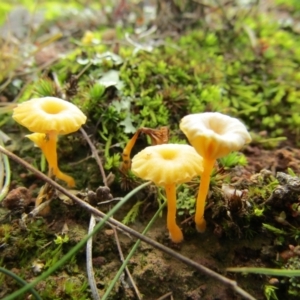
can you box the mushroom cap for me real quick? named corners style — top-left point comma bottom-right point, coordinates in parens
top-left (180, 112), bottom-right (251, 160)
top-left (13, 97), bottom-right (87, 134)
top-left (131, 144), bottom-right (203, 186)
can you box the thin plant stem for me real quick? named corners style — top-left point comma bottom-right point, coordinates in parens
top-left (104, 133), bottom-right (113, 159)
top-left (76, 61), bottom-right (93, 79)
top-left (102, 200), bottom-right (167, 300)
top-left (0, 267), bottom-right (42, 300)
top-left (80, 127), bottom-right (107, 186)
top-left (0, 146), bottom-right (256, 300)
top-left (155, 291), bottom-right (173, 300)
top-left (112, 225), bottom-right (142, 300)
top-left (2, 180), bottom-right (151, 300)
top-left (0, 141), bottom-right (11, 202)
top-left (28, 200), bottom-right (52, 218)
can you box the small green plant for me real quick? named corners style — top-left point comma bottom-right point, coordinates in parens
top-left (290, 227), bottom-right (300, 242)
top-left (34, 79), bottom-right (57, 98)
top-left (219, 152), bottom-right (248, 169)
top-left (264, 285), bottom-right (279, 300)
top-left (42, 238), bottom-right (68, 269)
top-left (88, 83), bottom-right (106, 104)
top-left (287, 167), bottom-right (297, 177)
top-left (122, 200), bottom-right (144, 225)
top-left (177, 185), bottom-right (196, 216)
top-left (253, 207), bottom-right (264, 217)
top-left (0, 224), bottom-right (12, 244)
top-left (248, 173), bottom-right (278, 200)
top-left (104, 153), bottom-right (121, 170)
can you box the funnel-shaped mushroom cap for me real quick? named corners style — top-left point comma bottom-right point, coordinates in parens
top-left (131, 144), bottom-right (203, 186)
top-left (180, 112), bottom-right (251, 160)
top-left (13, 97), bottom-right (87, 134)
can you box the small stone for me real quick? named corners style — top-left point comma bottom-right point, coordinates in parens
top-left (2, 187), bottom-right (32, 210)
top-left (104, 229), bottom-right (114, 236)
top-left (269, 278), bottom-right (279, 285)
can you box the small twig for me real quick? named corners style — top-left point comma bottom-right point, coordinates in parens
top-left (0, 74), bottom-right (13, 93)
top-left (113, 227), bottom-right (142, 300)
top-left (98, 197), bottom-right (122, 205)
top-left (68, 154), bottom-right (94, 166)
top-left (101, 200), bottom-right (167, 300)
top-left (0, 146), bottom-right (256, 300)
top-left (156, 291), bottom-right (173, 300)
top-left (138, 25), bottom-right (157, 39)
top-left (28, 200), bottom-right (53, 218)
top-left (80, 127), bottom-right (107, 300)
top-left (80, 127), bottom-right (108, 187)
top-left (75, 62), bottom-right (93, 80)
top-left (14, 56), bottom-right (60, 78)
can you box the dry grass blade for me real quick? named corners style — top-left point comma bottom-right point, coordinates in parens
top-left (80, 127), bottom-right (107, 186)
top-left (155, 291), bottom-right (173, 300)
top-left (113, 226), bottom-right (142, 300)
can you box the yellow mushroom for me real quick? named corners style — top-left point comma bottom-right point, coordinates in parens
top-left (180, 112), bottom-right (251, 233)
top-left (13, 97), bottom-right (87, 187)
top-left (131, 144), bottom-right (203, 243)
top-left (26, 133), bottom-right (76, 187)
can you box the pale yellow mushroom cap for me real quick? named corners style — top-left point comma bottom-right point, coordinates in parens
top-left (13, 97), bottom-right (87, 134)
top-left (180, 112), bottom-right (251, 160)
top-left (131, 144), bottom-right (203, 186)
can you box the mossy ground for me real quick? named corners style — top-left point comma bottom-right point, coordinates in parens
top-left (2, 1), bottom-right (300, 299)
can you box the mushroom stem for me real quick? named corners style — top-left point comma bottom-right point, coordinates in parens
top-left (164, 183), bottom-right (183, 243)
top-left (120, 131), bottom-right (140, 172)
top-left (43, 131), bottom-right (59, 175)
top-left (56, 169), bottom-right (75, 187)
top-left (195, 158), bottom-right (215, 233)
top-left (38, 132), bottom-right (75, 187)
